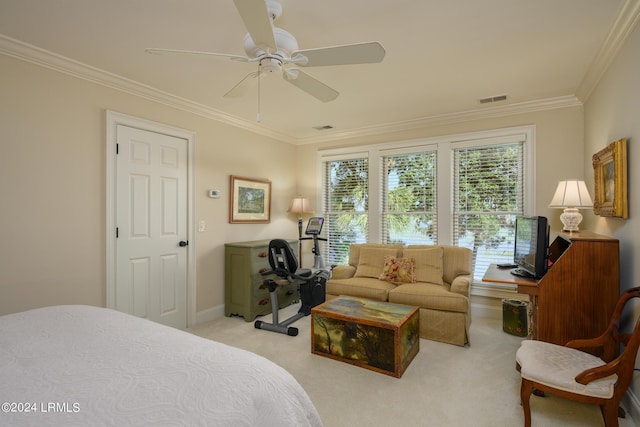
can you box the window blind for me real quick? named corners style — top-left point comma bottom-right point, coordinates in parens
top-left (453, 142), bottom-right (524, 281)
top-left (381, 150), bottom-right (437, 245)
top-left (321, 156), bottom-right (369, 265)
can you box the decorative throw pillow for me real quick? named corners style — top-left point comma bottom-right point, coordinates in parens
top-left (379, 256), bottom-right (416, 284)
top-left (354, 247), bottom-right (400, 278)
top-left (403, 247), bottom-right (444, 285)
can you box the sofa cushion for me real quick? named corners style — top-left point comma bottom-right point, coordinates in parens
top-left (326, 277), bottom-right (394, 302)
top-left (379, 256), bottom-right (416, 284)
top-left (354, 246), bottom-right (401, 278)
top-left (389, 282), bottom-right (468, 313)
top-left (348, 243), bottom-right (404, 267)
top-left (407, 245), bottom-right (471, 285)
top-left (402, 247), bottom-right (443, 285)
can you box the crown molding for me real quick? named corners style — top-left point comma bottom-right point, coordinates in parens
top-left (295, 95), bottom-right (582, 145)
top-left (0, 34), bottom-right (296, 144)
top-left (576, 0), bottom-right (640, 102)
top-left (0, 33), bottom-right (587, 146)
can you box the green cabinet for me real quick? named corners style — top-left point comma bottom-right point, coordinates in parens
top-left (224, 239), bottom-right (299, 321)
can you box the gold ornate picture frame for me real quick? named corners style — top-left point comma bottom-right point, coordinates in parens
top-left (592, 138), bottom-right (628, 218)
top-left (229, 175), bottom-right (271, 223)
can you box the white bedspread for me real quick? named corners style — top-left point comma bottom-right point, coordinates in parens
top-left (0, 305), bottom-right (322, 427)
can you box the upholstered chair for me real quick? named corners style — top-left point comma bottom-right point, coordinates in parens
top-left (515, 287), bottom-right (640, 427)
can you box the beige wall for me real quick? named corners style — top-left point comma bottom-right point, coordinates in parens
top-left (0, 53), bottom-right (299, 317)
top-left (583, 22), bottom-right (640, 411)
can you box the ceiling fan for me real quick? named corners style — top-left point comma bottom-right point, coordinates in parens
top-left (145, 0), bottom-right (385, 103)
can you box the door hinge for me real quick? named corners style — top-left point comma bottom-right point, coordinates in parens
top-left (116, 227), bottom-right (119, 238)
top-left (116, 143), bottom-right (119, 155)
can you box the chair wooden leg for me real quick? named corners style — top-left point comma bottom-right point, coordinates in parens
top-left (618, 405), bottom-right (626, 418)
top-left (601, 403), bottom-right (620, 427)
top-left (520, 379), bottom-right (534, 427)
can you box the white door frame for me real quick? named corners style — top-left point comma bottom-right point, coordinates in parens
top-left (106, 110), bottom-right (196, 327)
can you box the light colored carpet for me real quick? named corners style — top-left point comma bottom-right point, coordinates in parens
top-left (189, 304), bottom-right (635, 427)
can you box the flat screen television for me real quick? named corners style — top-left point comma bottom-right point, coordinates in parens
top-left (511, 215), bottom-right (549, 279)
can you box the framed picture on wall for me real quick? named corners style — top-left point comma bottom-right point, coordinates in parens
top-left (229, 175), bottom-right (271, 223)
top-left (592, 138), bottom-right (628, 218)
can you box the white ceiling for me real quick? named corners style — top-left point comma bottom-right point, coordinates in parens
top-left (1, 0), bottom-right (637, 144)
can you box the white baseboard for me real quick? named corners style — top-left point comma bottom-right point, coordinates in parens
top-left (194, 304), bottom-right (225, 326)
top-left (623, 389), bottom-right (640, 426)
top-left (471, 301), bottom-right (503, 320)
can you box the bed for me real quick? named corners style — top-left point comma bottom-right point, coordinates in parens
top-left (0, 305), bottom-right (323, 426)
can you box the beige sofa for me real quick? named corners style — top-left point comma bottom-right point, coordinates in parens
top-left (326, 243), bottom-right (473, 346)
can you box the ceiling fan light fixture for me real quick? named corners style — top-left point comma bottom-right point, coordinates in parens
top-left (259, 57), bottom-right (282, 74)
top-left (243, 27), bottom-right (298, 58)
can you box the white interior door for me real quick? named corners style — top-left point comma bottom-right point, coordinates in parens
top-left (114, 124), bottom-right (188, 328)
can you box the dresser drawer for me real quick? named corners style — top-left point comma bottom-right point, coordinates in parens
top-left (225, 239), bottom-right (298, 321)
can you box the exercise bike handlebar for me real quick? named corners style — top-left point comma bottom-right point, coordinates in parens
top-left (299, 236), bottom-right (327, 241)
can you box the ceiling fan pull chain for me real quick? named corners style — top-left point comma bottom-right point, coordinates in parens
top-left (256, 62), bottom-right (262, 123)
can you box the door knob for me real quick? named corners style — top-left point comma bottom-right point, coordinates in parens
top-left (179, 240), bottom-right (188, 247)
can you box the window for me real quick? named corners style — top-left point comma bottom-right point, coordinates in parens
top-left (318, 125), bottom-right (535, 284)
top-left (321, 154), bottom-right (368, 266)
top-left (381, 149), bottom-right (437, 245)
top-left (453, 142), bottom-right (524, 281)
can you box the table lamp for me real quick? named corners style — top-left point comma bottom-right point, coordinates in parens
top-left (548, 180), bottom-right (593, 232)
top-left (288, 196), bottom-right (312, 265)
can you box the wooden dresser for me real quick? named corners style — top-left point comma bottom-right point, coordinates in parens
top-left (224, 239), bottom-right (299, 321)
top-left (484, 231), bottom-right (620, 355)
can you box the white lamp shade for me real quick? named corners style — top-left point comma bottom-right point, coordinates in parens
top-left (548, 180), bottom-right (593, 208)
top-left (288, 197), bottom-right (312, 214)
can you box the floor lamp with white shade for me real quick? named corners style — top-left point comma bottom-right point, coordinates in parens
top-left (288, 196), bottom-right (312, 266)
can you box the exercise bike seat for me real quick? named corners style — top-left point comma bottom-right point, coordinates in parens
top-left (292, 268), bottom-right (313, 278)
top-left (268, 266), bottom-right (312, 281)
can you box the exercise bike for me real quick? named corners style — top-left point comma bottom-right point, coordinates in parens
top-left (254, 217), bottom-right (330, 336)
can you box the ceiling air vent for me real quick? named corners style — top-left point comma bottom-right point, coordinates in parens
top-left (479, 94), bottom-right (508, 104)
top-left (313, 125), bottom-right (334, 131)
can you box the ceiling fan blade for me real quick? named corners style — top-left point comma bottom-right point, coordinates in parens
top-left (145, 48), bottom-right (249, 62)
top-left (223, 71), bottom-right (261, 98)
top-left (282, 69), bottom-right (339, 102)
top-left (292, 41), bottom-right (386, 67)
top-left (233, 0), bottom-right (277, 52)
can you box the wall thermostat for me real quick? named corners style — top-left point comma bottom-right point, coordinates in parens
top-left (208, 189), bottom-right (221, 199)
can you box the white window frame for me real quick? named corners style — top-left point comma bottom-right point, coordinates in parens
top-left (317, 125), bottom-right (536, 289)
